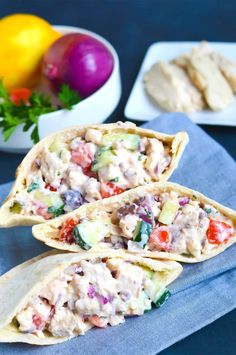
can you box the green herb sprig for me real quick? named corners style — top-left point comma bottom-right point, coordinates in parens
top-left (0, 81), bottom-right (81, 144)
top-left (58, 84), bottom-right (81, 110)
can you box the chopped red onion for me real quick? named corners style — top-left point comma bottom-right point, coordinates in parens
top-left (154, 164), bottom-right (159, 174)
top-left (62, 190), bottom-right (84, 210)
top-left (137, 203), bottom-right (154, 225)
top-left (75, 266), bottom-right (84, 275)
top-left (138, 212), bottom-right (153, 225)
top-left (120, 291), bottom-right (131, 302)
top-left (35, 159), bottom-right (41, 169)
top-left (179, 197), bottom-right (190, 206)
top-left (199, 210), bottom-right (207, 219)
top-left (88, 285), bottom-right (96, 299)
top-left (99, 295), bottom-right (112, 305)
top-left (117, 204), bottom-right (138, 218)
top-left (137, 195), bottom-right (155, 207)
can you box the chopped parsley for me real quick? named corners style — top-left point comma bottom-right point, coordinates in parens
top-left (58, 84), bottom-right (81, 110)
top-left (0, 81), bottom-right (81, 144)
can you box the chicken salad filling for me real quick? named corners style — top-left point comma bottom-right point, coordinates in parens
top-left (56, 191), bottom-right (235, 258)
top-left (15, 258), bottom-right (170, 337)
top-left (10, 129), bottom-right (171, 220)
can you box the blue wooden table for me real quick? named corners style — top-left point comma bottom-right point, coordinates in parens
top-left (0, 1), bottom-right (235, 353)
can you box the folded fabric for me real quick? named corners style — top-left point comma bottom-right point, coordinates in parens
top-left (0, 113), bottom-right (236, 354)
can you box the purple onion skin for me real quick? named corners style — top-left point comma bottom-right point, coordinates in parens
top-left (62, 190), bottom-right (84, 210)
top-left (42, 33), bottom-right (114, 98)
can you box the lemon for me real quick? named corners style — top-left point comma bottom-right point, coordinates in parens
top-left (0, 14), bottom-right (61, 89)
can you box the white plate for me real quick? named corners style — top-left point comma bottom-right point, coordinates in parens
top-left (124, 41), bottom-right (236, 126)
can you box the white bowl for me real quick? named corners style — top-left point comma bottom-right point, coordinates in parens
top-left (0, 25), bottom-right (121, 153)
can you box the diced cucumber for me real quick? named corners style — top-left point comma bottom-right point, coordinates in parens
top-left (130, 291), bottom-right (152, 314)
top-left (141, 266), bottom-right (154, 279)
top-left (48, 205), bottom-right (64, 217)
top-left (10, 202), bottom-right (22, 214)
top-left (144, 274), bottom-right (171, 308)
top-left (49, 140), bottom-right (65, 154)
top-left (158, 200), bottom-right (179, 225)
top-left (133, 220), bottom-right (152, 248)
top-left (34, 191), bottom-right (64, 209)
top-left (140, 291), bottom-right (152, 312)
top-left (101, 133), bottom-right (140, 150)
top-left (153, 289), bottom-right (171, 308)
top-left (49, 194), bottom-right (64, 209)
top-left (49, 140), bottom-right (70, 162)
top-left (34, 190), bottom-right (51, 206)
top-left (145, 276), bottom-right (171, 307)
top-left (73, 220), bottom-right (110, 250)
top-left (91, 148), bottom-right (115, 172)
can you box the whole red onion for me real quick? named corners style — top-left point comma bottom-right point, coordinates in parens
top-left (42, 33), bottom-right (114, 97)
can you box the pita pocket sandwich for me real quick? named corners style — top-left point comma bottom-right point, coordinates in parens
top-left (0, 122), bottom-right (188, 227)
top-left (0, 250), bottom-right (182, 344)
top-left (33, 182), bottom-right (236, 263)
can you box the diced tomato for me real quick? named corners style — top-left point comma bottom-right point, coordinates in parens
top-left (82, 164), bottom-right (98, 179)
top-left (59, 217), bottom-right (79, 243)
top-left (88, 315), bottom-right (108, 328)
top-left (45, 183), bottom-right (57, 192)
top-left (32, 313), bottom-right (45, 330)
top-left (9, 87), bottom-right (32, 106)
top-left (148, 226), bottom-right (170, 251)
top-left (71, 143), bottom-right (93, 168)
top-left (101, 182), bottom-right (125, 199)
top-left (207, 219), bottom-right (234, 244)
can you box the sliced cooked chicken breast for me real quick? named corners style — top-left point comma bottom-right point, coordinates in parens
top-left (144, 61), bottom-right (204, 113)
top-left (185, 54), bottom-right (234, 111)
top-left (210, 51), bottom-right (236, 93)
top-left (174, 41), bottom-right (236, 94)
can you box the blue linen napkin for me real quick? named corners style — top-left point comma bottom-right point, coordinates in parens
top-left (0, 113), bottom-right (236, 354)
